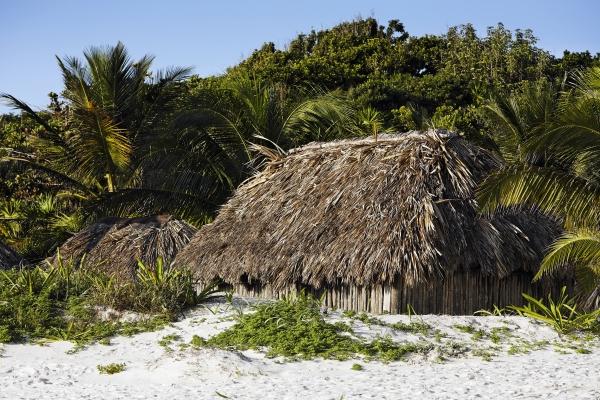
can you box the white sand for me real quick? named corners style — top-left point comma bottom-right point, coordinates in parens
top-left (1, 299), bottom-right (599, 400)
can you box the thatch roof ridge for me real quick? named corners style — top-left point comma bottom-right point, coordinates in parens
top-left (287, 130), bottom-right (444, 154)
top-left (175, 130), bottom-right (560, 289)
top-left (49, 215), bottom-right (196, 278)
top-left (0, 239), bottom-right (23, 269)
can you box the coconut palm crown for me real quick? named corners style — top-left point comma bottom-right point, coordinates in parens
top-left (478, 67), bottom-right (600, 308)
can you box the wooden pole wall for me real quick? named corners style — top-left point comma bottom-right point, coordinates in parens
top-left (230, 271), bottom-right (571, 315)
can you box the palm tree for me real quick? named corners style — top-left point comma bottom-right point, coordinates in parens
top-left (1, 43), bottom-right (228, 225)
top-left (480, 80), bottom-right (558, 164)
top-left (4, 43), bottom-right (174, 191)
top-left (478, 68), bottom-right (600, 308)
top-left (174, 73), bottom-right (358, 181)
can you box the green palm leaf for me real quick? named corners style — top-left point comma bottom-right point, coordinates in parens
top-left (480, 67), bottom-right (600, 303)
top-left (536, 229), bottom-right (600, 279)
top-left (478, 165), bottom-right (600, 228)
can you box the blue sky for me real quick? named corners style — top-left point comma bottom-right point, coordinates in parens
top-left (1, 0), bottom-right (599, 113)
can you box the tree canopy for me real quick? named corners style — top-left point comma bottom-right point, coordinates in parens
top-left (1, 17), bottom-right (599, 264)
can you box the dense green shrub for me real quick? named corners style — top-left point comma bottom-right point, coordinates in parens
top-left (0, 257), bottom-right (217, 344)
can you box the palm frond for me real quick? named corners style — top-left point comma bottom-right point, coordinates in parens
top-left (536, 229), bottom-right (600, 278)
top-left (282, 93), bottom-right (358, 144)
top-left (477, 165), bottom-right (600, 228)
top-left (0, 154), bottom-right (94, 195)
top-left (483, 82), bottom-right (557, 163)
top-left (0, 93), bottom-right (66, 147)
top-left (70, 104), bottom-right (132, 172)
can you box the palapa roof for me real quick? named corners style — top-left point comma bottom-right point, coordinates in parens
top-left (174, 130), bottom-right (560, 289)
top-left (49, 215), bottom-right (196, 279)
top-left (0, 239), bottom-right (23, 269)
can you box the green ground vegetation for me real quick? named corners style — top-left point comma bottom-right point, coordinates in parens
top-left (97, 363), bottom-right (126, 375)
top-left (189, 293), bottom-right (599, 363)
top-left (0, 256), bottom-right (217, 346)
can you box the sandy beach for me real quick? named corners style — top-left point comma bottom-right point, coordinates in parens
top-left (1, 300), bottom-right (598, 400)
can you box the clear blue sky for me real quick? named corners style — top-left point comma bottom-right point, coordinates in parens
top-left (1, 0), bottom-right (599, 113)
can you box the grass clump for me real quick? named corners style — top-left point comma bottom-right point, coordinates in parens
top-left (389, 321), bottom-right (431, 335)
top-left (190, 334), bottom-right (207, 348)
top-left (365, 336), bottom-right (432, 361)
top-left (196, 295), bottom-right (433, 361)
top-left (158, 333), bottom-right (182, 351)
top-left (507, 339), bottom-right (549, 355)
top-left (97, 362), bottom-right (126, 374)
top-left (470, 329), bottom-right (486, 341)
top-left (453, 324), bottom-right (476, 334)
top-left (433, 329), bottom-right (447, 343)
top-left (489, 326), bottom-right (512, 344)
top-left (510, 288), bottom-right (600, 335)
top-left (472, 348), bottom-right (496, 361)
top-left (351, 363), bottom-right (363, 371)
top-left (349, 312), bottom-right (432, 335)
top-left (575, 347), bottom-right (592, 354)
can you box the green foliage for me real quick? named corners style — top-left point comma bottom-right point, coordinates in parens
top-left (202, 295), bottom-right (361, 360)
top-left (0, 193), bottom-right (82, 259)
top-left (181, 73), bottom-right (358, 155)
top-left (230, 17), bottom-right (579, 145)
top-left (452, 324), bottom-right (515, 344)
top-left (479, 67), bottom-right (600, 301)
top-left (356, 106), bottom-right (385, 140)
top-left (235, 19), bottom-right (560, 99)
top-left (1, 42), bottom-right (228, 230)
top-left (0, 256), bottom-right (216, 344)
top-left (391, 105), bottom-right (418, 131)
top-left (575, 347), bottom-right (592, 354)
top-left (196, 295), bottom-right (433, 361)
top-left (509, 288), bottom-right (600, 334)
top-left (348, 311), bottom-right (432, 335)
top-left (131, 258), bottom-right (219, 315)
top-left (351, 363), bottom-right (363, 371)
top-left (190, 334), bottom-right (207, 348)
top-left (536, 230), bottom-right (600, 286)
top-left (507, 339), bottom-right (550, 355)
top-left (475, 305), bottom-right (510, 316)
top-left (453, 324), bottom-right (476, 334)
top-left (158, 333), bottom-right (182, 350)
top-left (471, 348), bottom-right (496, 361)
top-left (233, 19), bottom-right (409, 90)
top-left (97, 363), bottom-right (126, 375)
top-left (365, 336), bottom-right (433, 362)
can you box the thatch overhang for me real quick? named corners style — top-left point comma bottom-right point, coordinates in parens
top-left (0, 239), bottom-right (23, 269)
top-left (48, 215), bottom-right (196, 279)
top-left (175, 130), bottom-right (560, 290)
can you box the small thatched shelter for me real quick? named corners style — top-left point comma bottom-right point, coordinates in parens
top-left (0, 239), bottom-right (23, 269)
top-left (49, 215), bottom-right (196, 279)
top-left (175, 130), bottom-right (564, 314)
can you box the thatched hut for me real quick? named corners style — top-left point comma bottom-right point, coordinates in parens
top-left (175, 130), bottom-right (564, 314)
top-left (49, 215), bottom-right (196, 279)
top-left (0, 239), bottom-right (23, 269)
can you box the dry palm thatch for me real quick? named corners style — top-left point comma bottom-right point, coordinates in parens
top-left (175, 130), bottom-right (561, 291)
top-left (0, 239), bottom-right (23, 269)
top-left (49, 215), bottom-right (196, 279)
